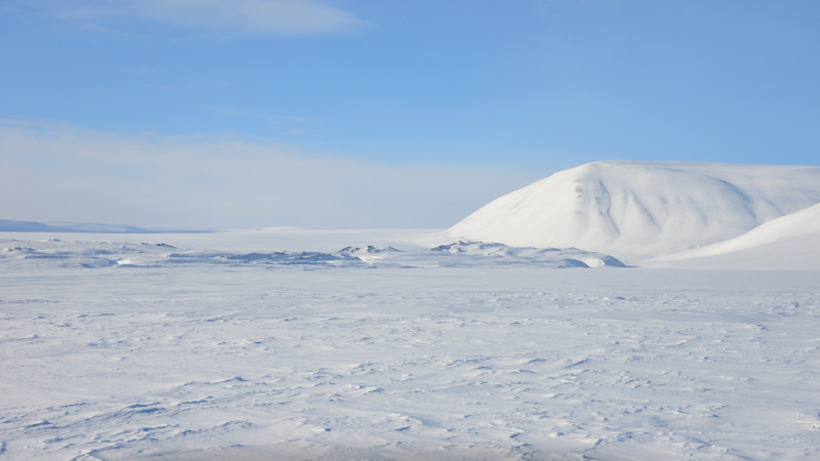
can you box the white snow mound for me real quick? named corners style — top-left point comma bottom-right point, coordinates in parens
top-left (447, 161), bottom-right (820, 262)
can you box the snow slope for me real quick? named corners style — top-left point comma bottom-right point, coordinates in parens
top-left (447, 161), bottom-right (820, 263)
top-left (648, 202), bottom-right (820, 270)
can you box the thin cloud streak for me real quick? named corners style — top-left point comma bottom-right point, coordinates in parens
top-left (23, 0), bottom-right (365, 37)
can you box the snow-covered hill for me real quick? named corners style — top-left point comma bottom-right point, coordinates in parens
top-left (648, 202), bottom-right (820, 270)
top-left (447, 161), bottom-right (820, 263)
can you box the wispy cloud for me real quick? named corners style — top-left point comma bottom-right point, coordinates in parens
top-left (23, 0), bottom-right (365, 37)
top-left (0, 120), bottom-right (532, 229)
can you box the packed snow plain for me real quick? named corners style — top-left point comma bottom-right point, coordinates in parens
top-left (2, 229), bottom-right (820, 461)
top-left (3, 161), bottom-right (820, 460)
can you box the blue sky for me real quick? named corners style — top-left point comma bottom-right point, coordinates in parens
top-left (2, 0), bottom-right (819, 229)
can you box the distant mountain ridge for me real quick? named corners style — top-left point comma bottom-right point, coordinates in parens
top-left (448, 161), bottom-right (820, 263)
top-left (0, 219), bottom-right (208, 234)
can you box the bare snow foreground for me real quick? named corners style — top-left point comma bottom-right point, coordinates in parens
top-left (2, 233), bottom-right (820, 460)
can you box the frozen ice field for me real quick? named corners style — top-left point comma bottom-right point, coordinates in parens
top-left (1, 229), bottom-right (819, 460)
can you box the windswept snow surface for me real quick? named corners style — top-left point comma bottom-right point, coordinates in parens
top-left (2, 230), bottom-right (820, 460)
top-left (447, 161), bottom-right (820, 263)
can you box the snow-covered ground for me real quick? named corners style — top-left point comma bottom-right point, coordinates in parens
top-left (2, 229), bottom-right (820, 460)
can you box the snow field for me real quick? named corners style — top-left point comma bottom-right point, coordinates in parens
top-left (2, 249), bottom-right (820, 460)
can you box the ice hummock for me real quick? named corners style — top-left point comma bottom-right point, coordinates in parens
top-left (0, 238), bottom-right (625, 270)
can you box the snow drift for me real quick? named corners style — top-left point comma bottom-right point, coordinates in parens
top-left (447, 161), bottom-right (820, 262)
top-left (648, 202), bottom-right (820, 270)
